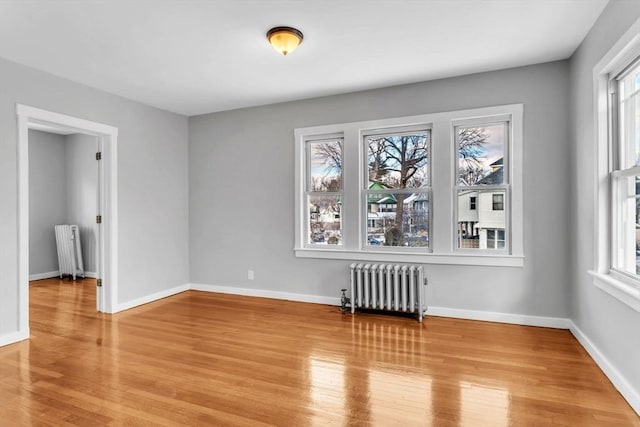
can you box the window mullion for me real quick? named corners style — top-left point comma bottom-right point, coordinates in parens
top-left (431, 120), bottom-right (453, 253)
top-left (342, 127), bottom-right (361, 250)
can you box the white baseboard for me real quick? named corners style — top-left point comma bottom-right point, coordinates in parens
top-left (0, 329), bottom-right (29, 347)
top-left (116, 284), bottom-right (190, 312)
top-left (29, 271), bottom-right (60, 281)
top-left (426, 306), bottom-right (572, 329)
top-left (189, 283), bottom-right (342, 306)
top-left (29, 271), bottom-right (98, 281)
top-left (188, 284), bottom-right (570, 327)
top-left (569, 321), bottom-right (640, 415)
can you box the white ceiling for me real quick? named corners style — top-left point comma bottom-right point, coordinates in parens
top-left (0, 0), bottom-right (608, 116)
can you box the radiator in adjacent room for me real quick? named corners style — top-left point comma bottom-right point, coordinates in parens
top-left (54, 224), bottom-right (85, 280)
top-left (349, 263), bottom-right (427, 322)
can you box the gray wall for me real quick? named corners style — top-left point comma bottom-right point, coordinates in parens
top-left (0, 56), bottom-right (189, 337)
top-left (65, 133), bottom-right (98, 274)
top-left (569, 0), bottom-right (640, 406)
top-left (189, 60), bottom-right (571, 318)
top-left (28, 130), bottom-right (67, 275)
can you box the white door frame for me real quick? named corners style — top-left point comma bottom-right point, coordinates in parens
top-left (16, 104), bottom-right (119, 337)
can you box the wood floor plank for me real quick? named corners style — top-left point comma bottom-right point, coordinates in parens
top-left (0, 278), bottom-right (637, 426)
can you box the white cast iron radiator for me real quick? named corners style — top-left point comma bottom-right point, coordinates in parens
top-left (54, 225), bottom-right (85, 280)
top-left (349, 263), bottom-right (427, 322)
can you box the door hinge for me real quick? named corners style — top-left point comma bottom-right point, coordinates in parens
top-left (96, 152), bottom-right (102, 160)
top-left (96, 215), bottom-right (102, 224)
top-left (97, 278), bottom-right (102, 287)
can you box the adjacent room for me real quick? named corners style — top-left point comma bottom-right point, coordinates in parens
top-left (0, 0), bottom-right (639, 425)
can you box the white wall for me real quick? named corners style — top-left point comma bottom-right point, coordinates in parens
top-left (569, 0), bottom-right (640, 411)
top-left (65, 133), bottom-right (98, 274)
top-left (28, 130), bottom-right (66, 276)
top-left (189, 60), bottom-right (571, 319)
top-left (0, 56), bottom-right (189, 339)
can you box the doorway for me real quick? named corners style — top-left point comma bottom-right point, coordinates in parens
top-left (17, 104), bottom-right (119, 339)
top-left (28, 127), bottom-right (98, 286)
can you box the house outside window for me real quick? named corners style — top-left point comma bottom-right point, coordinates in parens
top-left (294, 104), bottom-right (523, 266)
top-left (455, 120), bottom-right (509, 252)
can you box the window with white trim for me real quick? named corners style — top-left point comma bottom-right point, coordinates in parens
top-left (455, 120), bottom-right (509, 252)
top-left (305, 136), bottom-right (343, 246)
top-left (591, 18), bottom-right (640, 311)
top-left (611, 60), bottom-right (640, 279)
top-left (294, 104), bottom-right (524, 266)
top-left (364, 128), bottom-right (431, 249)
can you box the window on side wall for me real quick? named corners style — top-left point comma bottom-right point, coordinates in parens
top-left (611, 61), bottom-right (640, 282)
top-left (591, 18), bottom-right (640, 312)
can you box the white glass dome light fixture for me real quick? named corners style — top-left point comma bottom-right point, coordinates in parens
top-left (267, 26), bottom-right (304, 56)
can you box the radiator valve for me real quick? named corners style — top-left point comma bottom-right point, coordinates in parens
top-left (340, 288), bottom-right (351, 314)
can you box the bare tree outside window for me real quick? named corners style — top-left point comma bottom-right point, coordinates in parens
top-left (367, 134), bottom-right (429, 226)
top-left (458, 127), bottom-right (490, 185)
top-left (362, 132), bottom-right (430, 247)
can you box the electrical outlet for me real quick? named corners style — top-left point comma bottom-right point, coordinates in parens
top-left (248, 269), bottom-right (254, 280)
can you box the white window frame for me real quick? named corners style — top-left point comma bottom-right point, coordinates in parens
top-left (453, 116), bottom-right (511, 255)
top-left (361, 126), bottom-right (433, 254)
top-left (303, 134), bottom-right (344, 248)
top-left (590, 18), bottom-right (640, 312)
top-left (294, 104), bottom-right (524, 267)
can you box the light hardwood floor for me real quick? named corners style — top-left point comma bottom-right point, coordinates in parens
top-left (0, 278), bottom-right (637, 426)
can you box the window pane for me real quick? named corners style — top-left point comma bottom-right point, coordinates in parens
top-left (615, 175), bottom-right (640, 275)
top-left (457, 123), bottom-right (506, 186)
top-left (308, 194), bottom-right (341, 245)
top-left (457, 190), bottom-right (506, 250)
top-left (366, 192), bottom-right (429, 247)
top-left (309, 140), bottom-right (342, 191)
top-left (492, 193), bottom-right (504, 210)
top-left (619, 64), bottom-right (640, 168)
top-left (366, 132), bottom-right (430, 189)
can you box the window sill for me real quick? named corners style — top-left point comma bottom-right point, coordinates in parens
top-left (294, 248), bottom-right (524, 267)
top-left (588, 270), bottom-right (640, 312)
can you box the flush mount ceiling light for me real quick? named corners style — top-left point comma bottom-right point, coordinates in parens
top-left (266, 26), bottom-right (303, 56)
